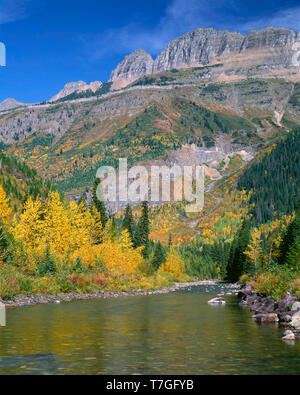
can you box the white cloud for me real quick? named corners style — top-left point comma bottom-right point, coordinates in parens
top-left (239, 6), bottom-right (300, 32)
top-left (0, 0), bottom-right (31, 24)
top-left (81, 0), bottom-right (300, 62)
top-left (88, 0), bottom-right (230, 60)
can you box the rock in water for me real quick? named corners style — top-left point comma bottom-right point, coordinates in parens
top-left (290, 311), bottom-right (300, 329)
top-left (282, 330), bottom-right (295, 341)
top-left (208, 297), bottom-right (226, 305)
top-left (252, 313), bottom-right (279, 323)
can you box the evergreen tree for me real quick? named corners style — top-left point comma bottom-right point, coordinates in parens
top-left (109, 215), bottom-right (118, 240)
top-left (279, 201), bottom-right (300, 267)
top-left (226, 220), bottom-right (251, 282)
top-left (152, 242), bottom-right (167, 270)
top-left (238, 130), bottom-right (300, 223)
top-left (134, 201), bottom-right (150, 248)
top-left (37, 245), bottom-right (57, 276)
top-left (122, 205), bottom-right (134, 241)
top-left (92, 178), bottom-right (108, 227)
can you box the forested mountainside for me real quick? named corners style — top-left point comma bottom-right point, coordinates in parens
top-left (238, 130), bottom-right (300, 223)
top-left (0, 26), bottom-right (299, 197)
top-left (0, 152), bottom-right (55, 211)
top-left (0, 77), bottom-right (298, 196)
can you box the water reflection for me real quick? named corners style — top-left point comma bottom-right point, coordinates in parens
top-left (0, 285), bottom-right (299, 374)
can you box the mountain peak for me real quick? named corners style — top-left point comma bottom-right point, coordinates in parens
top-left (0, 98), bottom-right (25, 111)
top-left (50, 81), bottom-right (87, 102)
top-left (109, 49), bottom-right (154, 89)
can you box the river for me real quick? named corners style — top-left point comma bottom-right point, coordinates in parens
top-left (0, 284), bottom-right (299, 374)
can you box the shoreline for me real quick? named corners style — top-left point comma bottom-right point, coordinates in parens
top-left (1, 280), bottom-right (220, 308)
top-left (238, 283), bottom-right (300, 339)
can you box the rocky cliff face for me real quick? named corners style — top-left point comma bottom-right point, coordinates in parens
top-left (77, 81), bottom-right (102, 93)
top-left (153, 28), bottom-right (244, 72)
top-left (50, 81), bottom-right (87, 102)
top-left (0, 98), bottom-right (25, 111)
top-left (50, 80), bottom-right (103, 102)
top-left (110, 27), bottom-right (300, 86)
top-left (109, 49), bottom-right (154, 89)
top-left (240, 27), bottom-right (295, 51)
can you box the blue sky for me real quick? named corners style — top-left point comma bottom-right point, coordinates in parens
top-left (1, 0), bottom-right (300, 103)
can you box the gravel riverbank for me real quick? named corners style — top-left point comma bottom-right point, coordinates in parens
top-left (1, 280), bottom-right (219, 308)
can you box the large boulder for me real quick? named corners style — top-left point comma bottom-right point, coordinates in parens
top-left (274, 293), bottom-right (297, 313)
top-left (282, 330), bottom-right (295, 341)
top-left (252, 297), bottom-right (275, 314)
top-left (290, 310), bottom-right (300, 330)
top-left (278, 311), bottom-right (293, 323)
top-left (208, 297), bottom-right (226, 305)
top-left (290, 301), bottom-right (300, 312)
top-left (252, 313), bottom-right (279, 323)
top-left (238, 284), bottom-right (253, 299)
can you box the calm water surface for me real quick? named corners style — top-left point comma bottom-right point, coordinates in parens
top-left (0, 284), bottom-right (299, 374)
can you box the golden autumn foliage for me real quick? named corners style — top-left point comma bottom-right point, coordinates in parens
top-left (0, 185), bottom-right (12, 225)
top-left (98, 230), bottom-right (143, 275)
top-left (159, 249), bottom-right (185, 279)
top-left (244, 227), bottom-right (263, 269)
top-left (10, 191), bottom-right (146, 277)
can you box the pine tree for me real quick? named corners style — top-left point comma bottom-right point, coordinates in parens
top-left (37, 245), bottom-right (57, 276)
top-left (134, 201), bottom-right (150, 249)
top-left (110, 215), bottom-right (118, 240)
top-left (279, 201), bottom-right (300, 267)
top-left (92, 178), bottom-right (108, 227)
top-left (226, 220), bottom-right (251, 282)
top-left (122, 204), bottom-right (134, 241)
top-left (286, 236), bottom-right (300, 270)
top-left (152, 242), bottom-right (167, 270)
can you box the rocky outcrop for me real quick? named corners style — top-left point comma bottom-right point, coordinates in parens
top-left (109, 49), bottom-right (154, 89)
top-left (240, 27), bottom-right (296, 51)
top-left (0, 98), bottom-right (25, 111)
top-left (50, 81), bottom-right (87, 102)
top-left (49, 80), bottom-right (103, 102)
top-left (153, 28), bottom-right (244, 73)
top-left (77, 81), bottom-right (102, 94)
top-left (110, 27), bottom-right (300, 85)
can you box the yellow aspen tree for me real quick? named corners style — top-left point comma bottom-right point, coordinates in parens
top-left (12, 197), bottom-right (43, 252)
top-left (69, 200), bottom-right (93, 251)
top-left (0, 184), bottom-right (12, 226)
top-left (41, 191), bottom-right (71, 258)
top-left (91, 204), bottom-right (104, 244)
top-left (159, 249), bottom-right (185, 278)
top-left (244, 227), bottom-right (263, 269)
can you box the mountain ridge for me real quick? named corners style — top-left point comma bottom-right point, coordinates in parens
top-left (110, 27), bottom-right (300, 87)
